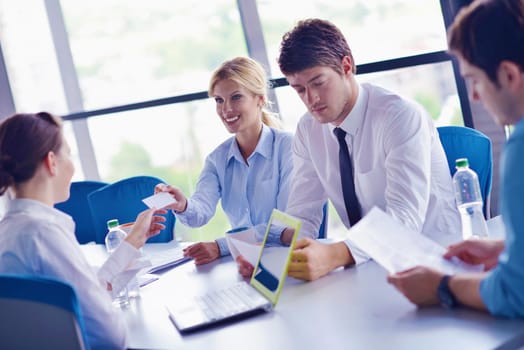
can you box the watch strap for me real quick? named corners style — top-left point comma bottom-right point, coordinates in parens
top-left (438, 275), bottom-right (458, 309)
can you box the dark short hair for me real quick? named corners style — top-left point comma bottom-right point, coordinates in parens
top-left (0, 112), bottom-right (62, 195)
top-left (448, 0), bottom-right (524, 84)
top-left (278, 18), bottom-right (355, 76)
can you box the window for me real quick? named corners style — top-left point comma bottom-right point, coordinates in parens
top-left (257, 0), bottom-right (447, 76)
top-left (0, 1), bottom-right (83, 178)
top-left (60, 0), bottom-right (246, 109)
top-left (0, 1), bottom-right (67, 114)
top-left (1, 0), bottom-right (482, 236)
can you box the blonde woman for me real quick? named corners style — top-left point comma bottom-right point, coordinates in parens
top-left (156, 57), bottom-right (293, 265)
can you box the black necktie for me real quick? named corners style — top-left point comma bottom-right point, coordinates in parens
top-left (334, 127), bottom-right (362, 226)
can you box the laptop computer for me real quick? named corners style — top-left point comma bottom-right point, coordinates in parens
top-left (166, 209), bottom-right (301, 334)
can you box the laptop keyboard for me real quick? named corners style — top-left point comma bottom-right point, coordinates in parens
top-left (196, 282), bottom-right (268, 321)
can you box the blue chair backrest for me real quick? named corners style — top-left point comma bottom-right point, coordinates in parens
top-left (437, 126), bottom-right (493, 218)
top-left (87, 175), bottom-right (175, 243)
top-left (0, 274), bottom-right (89, 350)
top-left (55, 181), bottom-right (108, 244)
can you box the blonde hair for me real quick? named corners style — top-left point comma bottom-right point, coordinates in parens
top-left (208, 57), bottom-right (283, 129)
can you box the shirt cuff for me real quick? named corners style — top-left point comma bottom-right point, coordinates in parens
top-left (261, 225), bottom-right (283, 245)
top-left (173, 199), bottom-right (196, 225)
top-left (215, 237), bottom-right (230, 257)
top-left (343, 237), bottom-right (370, 266)
top-left (97, 241), bottom-right (141, 290)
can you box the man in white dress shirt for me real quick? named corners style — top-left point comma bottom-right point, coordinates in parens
top-left (276, 18), bottom-right (461, 281)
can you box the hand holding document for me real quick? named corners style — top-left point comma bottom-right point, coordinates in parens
top-left (225, 227), bottom-right (261, 266)
top-left (347, 207), bottom-right (483, 275)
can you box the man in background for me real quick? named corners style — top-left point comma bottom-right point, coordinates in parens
top-left (388, 0), bottom-right (524, 317)
top-left (239, 18), bottom-right (460, 281)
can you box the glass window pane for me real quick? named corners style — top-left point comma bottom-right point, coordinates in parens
top-left (0, 0), bottom-right (68, 114)
top-left (63, 121), bottom-right (86, 181)
top-left (276, 61), bottom-right (463, 133)
top-left (257, 0), bottom-right (447, 77)
top-left (60, 0), bottom-right (247, 110)
top-left (87, 99), bottom-right (234, 242)
top-left (0, 1), bottom-right (85, 179)
top-left (358, 62), bottom-right (464, 127)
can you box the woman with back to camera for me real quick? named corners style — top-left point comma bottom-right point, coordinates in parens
top-left (156, 56), bottom-right (293, 265)
top-left (0, 112), bottom-right (167, 349)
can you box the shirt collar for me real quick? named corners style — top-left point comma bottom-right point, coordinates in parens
top-left (6, 198), bottom-right (75, 232)
top-left (227, 124), bottom-right (274, 163)
top-left (330, 82), bottom-right (367, 137)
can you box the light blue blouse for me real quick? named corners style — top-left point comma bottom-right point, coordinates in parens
top-left (480, 117), bottom-right (524, 317)
top-left (175, 124), bottom-right (294, 255)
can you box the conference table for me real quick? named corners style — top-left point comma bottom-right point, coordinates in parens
top-left (82, 242), bottom-right (524, 350)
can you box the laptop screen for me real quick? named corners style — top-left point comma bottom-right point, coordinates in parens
top-left (249, 209), bottom-right (301, 306)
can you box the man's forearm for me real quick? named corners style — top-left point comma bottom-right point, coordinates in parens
top-left (280, 227), bottom-right (295, 245)
top-left (330, 242), bottom-right (355, 269)
top-left (449, 273), bottom-right (488, 311)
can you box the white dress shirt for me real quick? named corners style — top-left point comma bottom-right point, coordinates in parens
top-left (287, 83), bottom-right (461, 264)
top-left (0, 198), bottom-right (140, 350)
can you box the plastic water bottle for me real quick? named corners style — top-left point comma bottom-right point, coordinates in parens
top-left (105, 219), bottom-right (130, 307)
top-left (105, 219), bottom-right (141, 298)
top-left (105, 219), bottom-right (126, 253)
top-left (452, 158), bottom-right (489, 240)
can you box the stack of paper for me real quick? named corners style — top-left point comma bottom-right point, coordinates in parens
top-left (225, 227), bottom-right (261, 266)
top-left (347, 207), bottom-right (483, 274)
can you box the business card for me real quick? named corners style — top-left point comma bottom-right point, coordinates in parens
top-left (142, 192), bottom-right (177, 209)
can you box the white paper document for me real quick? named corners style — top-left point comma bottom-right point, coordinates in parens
top-left (142, 192), bottom-right (177, 209)
top-left (347, 207), bottom-right (483, 275)
top-left (225, 227), bottom-right (261, 266)
top-left (143, 244), bottom-right (190, 273)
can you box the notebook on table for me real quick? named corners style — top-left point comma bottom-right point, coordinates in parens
top-left (166, 209), bottom-right (301, 334)
top-left (145, 244), bottom-right (191, 273)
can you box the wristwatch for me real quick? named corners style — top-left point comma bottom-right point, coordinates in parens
top-left (437, 275), bottom-right (458, 309)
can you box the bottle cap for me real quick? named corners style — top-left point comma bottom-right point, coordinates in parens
top-left (107, 219), bottom-right (120, 229)
top-left (455, 158), bottom-right (469, 168)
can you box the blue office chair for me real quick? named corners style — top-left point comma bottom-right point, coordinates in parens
top-left (88, 175), bottom-right (175, 243)
top-left (0, 274), bottom-right (89, 350)
top-left (55, 181), bottom-right (108, 244)
top-left (437, 126), bottom-right (493, 218)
